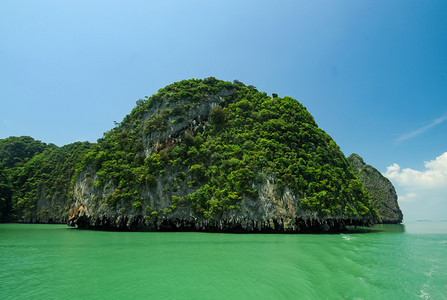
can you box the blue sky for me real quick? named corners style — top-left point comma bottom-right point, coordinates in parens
top-left (1, 0), bottom-right (446, 221)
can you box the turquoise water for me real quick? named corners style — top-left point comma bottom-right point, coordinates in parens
top-left (1, 223), bottom-right (446, 299)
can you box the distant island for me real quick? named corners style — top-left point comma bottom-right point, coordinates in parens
top-left (0, 78), bottom-right (402, 232)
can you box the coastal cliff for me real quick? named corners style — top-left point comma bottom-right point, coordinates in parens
top-left (66, 78), bottom-right (377, 232)
top-left (347, 154), bottom-right (403, 224)
top-left (1, 78), bottom-right (401, 231)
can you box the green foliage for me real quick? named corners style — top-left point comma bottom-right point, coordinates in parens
top-left (1, 78), bottom-right (376, 223)
top-left (0, 164), bottom-right (12, 221)
top-left (144, 110), bottom-right (172, 133)
top-left (0, 136), bottom-right (55, 221)
top-left (77, 78), bottom-right (375, 220)
top-left (0, 136), bottom-right (53, 168)
top-left (0, 137), bottom-right (93, 221)
top-left (12, 142), bottom-right (93, 220)
top-left (209, 105), bottom-right (227, 125)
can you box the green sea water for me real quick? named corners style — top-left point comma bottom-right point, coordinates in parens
top-left (0, 223), bottom-right (446, 299)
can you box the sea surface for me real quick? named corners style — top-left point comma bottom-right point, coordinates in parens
top-left (0, 222), bottom-right (446, 299)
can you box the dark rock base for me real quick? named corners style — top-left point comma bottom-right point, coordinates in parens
top-left (71, 215), bottom-right (374, 233)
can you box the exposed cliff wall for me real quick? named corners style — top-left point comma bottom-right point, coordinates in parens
top-left (69, 171), bottom-right (374, 232)
top-left (348, 154), bottom-right (403, 224)
top-left (2, 79), bottom-right (392, 231)
top-left (67, 78), bottom-right (377, 232)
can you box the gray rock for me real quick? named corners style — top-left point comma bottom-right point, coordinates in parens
top-left (348, 154), bottom-right (403, 224)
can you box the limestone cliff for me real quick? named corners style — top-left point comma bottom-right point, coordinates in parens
top-left (2, 79), bottom-right (392, 232)
top-left (348, 153), bottom-right (403, 224)
top-left (67, 78), bottom-right (377, 232)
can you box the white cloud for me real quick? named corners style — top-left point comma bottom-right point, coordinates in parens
top-left (384, 152), bottom-right (447, 220)
top-left (396, 114), bottom-right (447, 143)
top-left (384, 152), bottom-right (447, 188)
top-left (398, 193), bottom-right (417, 202)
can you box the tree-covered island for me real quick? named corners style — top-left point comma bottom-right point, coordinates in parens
top-left (0, 78), bottom-right (402, 232)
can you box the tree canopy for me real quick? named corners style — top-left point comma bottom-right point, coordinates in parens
top-left (1, 78), bottom-right (377, 226)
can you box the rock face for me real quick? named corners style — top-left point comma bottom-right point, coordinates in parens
top-left (69, 169), bottom-right (374, 232)
top-left (2, 79), bottom-right (395, 232)
top-left (347, 154), bottom-right (403, 224)
top-left (67, 78), bottom-right (377, 232)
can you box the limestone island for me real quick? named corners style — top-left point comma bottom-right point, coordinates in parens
top-left (0, 78), bottom-right (402, 232)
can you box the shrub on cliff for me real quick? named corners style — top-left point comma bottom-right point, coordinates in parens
top-left (79, 78), bottom-right (376, 221)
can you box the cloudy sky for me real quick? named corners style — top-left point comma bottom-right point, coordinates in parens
top-left (1, 0), bottom-right (446, 221)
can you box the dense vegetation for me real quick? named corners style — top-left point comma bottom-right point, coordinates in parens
top-left (0, 137), bottom-right (53, 221)
top-left (77, 78), bottom-right (376, 221)
top-left (1, 78), bottom-right (378, 227)
top-left (0, 137), bottom-right (91, 222)
top-left (0, 166), bottom-right (12, 221)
